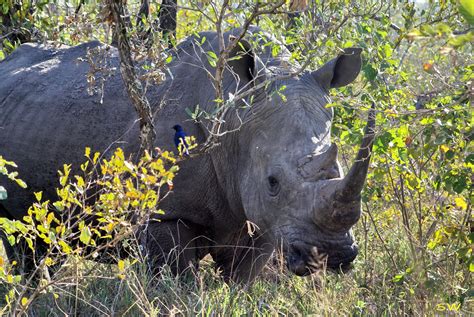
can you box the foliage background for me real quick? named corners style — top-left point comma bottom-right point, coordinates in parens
top-left (0, 0), bottom-right (472, 315)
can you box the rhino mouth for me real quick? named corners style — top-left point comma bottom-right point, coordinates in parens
top-left (285, 241), bottom-right (358, 276)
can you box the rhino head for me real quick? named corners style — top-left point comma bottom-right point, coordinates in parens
top-left (227, 44), bottom-right (375, 276)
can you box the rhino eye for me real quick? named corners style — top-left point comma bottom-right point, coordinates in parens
top-left (267, 176), bottom-right (280, 196)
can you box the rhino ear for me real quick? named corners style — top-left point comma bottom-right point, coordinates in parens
top-left (312, 48), bottom-right (362, 90)
top-left (227, 36), bottom-right (256, 83)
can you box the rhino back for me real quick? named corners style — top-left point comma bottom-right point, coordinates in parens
top-left (0, 42), bottom-right (143, 217)
top-left (0, 39), bottom-right (227, 229)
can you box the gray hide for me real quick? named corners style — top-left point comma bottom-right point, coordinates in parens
top-left (0, 27), bottom-right (374, 282)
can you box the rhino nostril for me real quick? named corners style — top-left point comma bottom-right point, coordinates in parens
top-left (290, 242), bottom-right (309, 259)
top-left (286, 255), bottom-right (309, 276)
top-left (286, 243), bottom-right (311, 276)
top-left (287, 244), bottom-right (330, 276)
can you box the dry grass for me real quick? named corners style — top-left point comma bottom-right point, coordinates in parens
top-left (1, 215), bottom-right (472, 316)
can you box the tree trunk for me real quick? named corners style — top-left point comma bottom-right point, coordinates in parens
top-left (106, 0), bottom-right (156, 154)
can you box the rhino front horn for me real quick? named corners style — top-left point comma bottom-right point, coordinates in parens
top-left (336, 103), bottom-right (376, 202)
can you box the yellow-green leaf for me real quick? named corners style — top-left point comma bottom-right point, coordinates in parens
top-left (59, 240), bottom-right (72, 254)
top-left (80, 226), bottom-right (91, 245)
top-left (15, 179), bottom-right (27, 188)
top-left (45, 257), bottom-right (54, 266)
top-left (34, 191), bottom-right (42, 202)
top-left (93, 152), bottom-right (100, 164)
top-left (459, 0), bottom-right (474, 25)
top-left (118, 259), bottom-right (125, 272)
top-left (455, 197), bottom-right (468, 210)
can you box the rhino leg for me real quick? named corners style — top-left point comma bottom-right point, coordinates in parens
top-left (144, 219), bottom-right (209, 277)
top-left (211, 231), bottom-right (274, 284)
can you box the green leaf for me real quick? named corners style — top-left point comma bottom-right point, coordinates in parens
top-left (363, 64), bottom-right (378, 81)
top-left (343, 41), bottom-right (354, 48)
top-left (325, 39), bottom-right (335, 48)
top-left (459, 0), bottom-right (474, 25)
top-left (206, 51), bottom-right (218, 67)
top-left (452, 177), bottom-right (468, 194)
top-left (34, 191), bottom-right (42, 202)
top-left (382, 43), bottom-right (392, 58)
top-left (448, 32), bottom-right (474, 48)
top-left (392, 273), bottom-right (404, 283)
top-left (15, 179), bottom-right (27, 188)
top-left (271, 44), bottom-right (280, 57)
top-left (80, 226), bottom-right (91, 245)
top-left (2, 3), bottom-right (8, 15)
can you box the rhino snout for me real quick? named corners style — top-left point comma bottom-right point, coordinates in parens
top-left (285, 239), bottom-right (358, 276)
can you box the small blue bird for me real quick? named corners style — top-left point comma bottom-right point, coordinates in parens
top-left (173, 124), bottom-right (189, 156)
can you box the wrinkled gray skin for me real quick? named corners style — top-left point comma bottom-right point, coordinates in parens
top-left (0, 28), bottom-right (374, 282)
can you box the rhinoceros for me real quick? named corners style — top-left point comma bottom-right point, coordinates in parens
top-left (0, 28), bottom-right (374, 282)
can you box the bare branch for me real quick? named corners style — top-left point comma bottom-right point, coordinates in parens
top-left (201, 0), bottom-right (287, 151)
top-left (371, 15), bottom-right (401, 32)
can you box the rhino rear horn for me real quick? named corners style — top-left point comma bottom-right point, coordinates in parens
top-left (228, 36), bottom-right (256, 83)
top-left (312, 48), bottom-right (362, 90)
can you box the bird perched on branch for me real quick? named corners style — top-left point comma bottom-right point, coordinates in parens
top-left (173, 124), bottom-right (189, 156)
